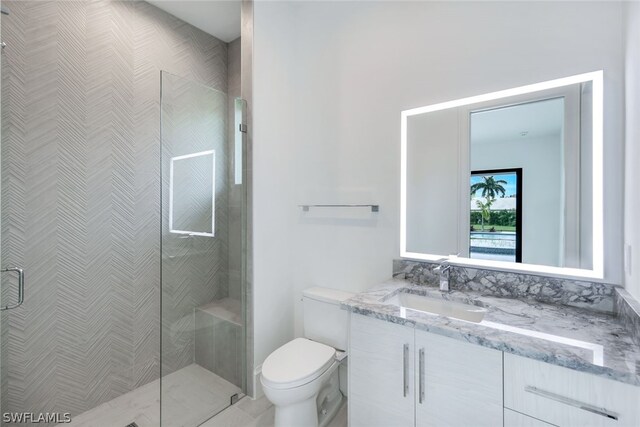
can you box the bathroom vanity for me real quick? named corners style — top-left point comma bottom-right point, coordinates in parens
top-left (349, 313), bottom-right (502, 427)
top-left (346, 25), bottom-right (640, 427)
top-left (343, 276), bottom-right (640, 427)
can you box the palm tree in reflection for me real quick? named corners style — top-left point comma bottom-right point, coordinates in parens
top-left (475, 198), bottom-right (494, 231)
top-left (470, 175), bottom-right (507, 200)
top-left (471, 176), bottom-right (507, 231)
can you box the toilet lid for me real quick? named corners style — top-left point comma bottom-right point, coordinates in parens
top-left (261, 338), bottom-right (336, 389)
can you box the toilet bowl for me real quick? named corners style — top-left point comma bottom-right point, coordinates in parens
top-left (261, 338), bottom-right (342, 427)
top-left (260, 287), bottom-right (355, 427)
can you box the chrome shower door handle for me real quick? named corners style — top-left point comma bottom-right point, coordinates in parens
top-left (1, 267), bottom-right (24, 310)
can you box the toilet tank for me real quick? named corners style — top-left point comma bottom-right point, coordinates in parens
top-left (303, 287), bottom-right (355, 351)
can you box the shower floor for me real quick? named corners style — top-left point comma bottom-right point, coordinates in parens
top-left (61, 364), bottom-right (239, 427)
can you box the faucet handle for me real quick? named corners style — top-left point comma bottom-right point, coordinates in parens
top-left (434, 260), bottom-right (452, 273)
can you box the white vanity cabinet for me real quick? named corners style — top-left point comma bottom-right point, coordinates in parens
top-left (415, 330), bottom-right (503, 426)
top-left (504, 353), bottom-right (640, 427)
top-left (349, 313), bottom-right (415, 427)
top-left (349, 314), bottom-right (503, 427)
top-left (349, 313), bottom-right (640, 427)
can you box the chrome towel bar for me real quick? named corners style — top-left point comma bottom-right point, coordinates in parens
top-left (299, 204), bottom-right (379, 212)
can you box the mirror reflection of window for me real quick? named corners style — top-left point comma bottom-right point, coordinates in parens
top-left (469, 170), bottom-right (522, 263)
top-left (403, 72), bottom-right (601, 275)
top-left (470, 98), bottom-right (564, 267)
top-left (169, 150), bottom-right (216, 237)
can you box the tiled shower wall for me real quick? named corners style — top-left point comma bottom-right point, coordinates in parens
top-left (1, 0), bottom-right (235, 418)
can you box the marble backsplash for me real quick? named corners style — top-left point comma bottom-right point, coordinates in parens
top-left (615, 288), bottom-right (640, 347)
top-left (393, 259), bottom-right (616, 313)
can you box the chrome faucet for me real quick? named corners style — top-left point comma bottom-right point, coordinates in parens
top-left (433, 258), bottom-right (452, 292)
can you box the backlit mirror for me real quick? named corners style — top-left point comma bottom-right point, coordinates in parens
top-left (401, 72), bottom-right (603, 278)
top-left (169, 150), bottom-right (216, 237)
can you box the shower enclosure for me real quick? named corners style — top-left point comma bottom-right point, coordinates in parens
top-left (160, 72), bottom-right (248, 426)
top-left (0, 1), bottom-right (248, 426)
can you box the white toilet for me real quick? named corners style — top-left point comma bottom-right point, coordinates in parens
top-left (261, 287), bottom-right (354, 427)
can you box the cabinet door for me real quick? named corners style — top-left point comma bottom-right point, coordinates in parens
top-left (349, 314), bottom-right (415, 427)
top-left (415, 331), bottom-right (503, 427)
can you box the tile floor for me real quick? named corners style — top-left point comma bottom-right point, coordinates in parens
top-left (59, 363), bottom-right (348, 427)
top-left (61, 364), bottom-right (239, 427)
top-left (200, 395), bottom-right (348, 427)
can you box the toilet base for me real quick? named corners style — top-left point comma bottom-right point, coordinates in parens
top-left (317, 393), bottom-right (343, 427)
top-left (274, 396), bottom-right (320, 427)
top-left (272, 391), bottom-right (344, 427)
top-left (267, 363), bottom-right (343, 427)
top-left (316, 365), bottom-right (343, 427)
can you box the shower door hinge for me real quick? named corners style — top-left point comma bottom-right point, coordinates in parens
top-left (239, 123), bottom-right (247, 133)
top-left (230, 393), bottom-right (240, 405)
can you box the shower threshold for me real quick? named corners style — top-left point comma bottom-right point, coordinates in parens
top-left (60, 364), bottom-right (239, 427)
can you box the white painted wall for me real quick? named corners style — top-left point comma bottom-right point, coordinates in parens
top-left (253, 1), bottom-right (625, 378)
top-left (252, 1), bottom-right (297, 370)
top-left (471, 136), bottom-right (562, 267)
top-left (624, 1), bottom-right (640, 301)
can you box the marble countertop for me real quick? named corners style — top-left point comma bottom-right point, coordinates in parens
top-left (341, 279), bottom-right (640, 386)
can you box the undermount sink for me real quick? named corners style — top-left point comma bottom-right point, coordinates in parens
top-left (385, 291), bottom-right (487, 323)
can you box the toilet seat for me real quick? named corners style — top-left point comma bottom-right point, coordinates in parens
top-left (262, 338), bottom-right (336, 390)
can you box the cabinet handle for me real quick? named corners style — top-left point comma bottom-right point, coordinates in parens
top-left (419, 348), bottom-right (425, 404)
top-left (403, 343), bottom-right (409, 397)
top-left (524, 386), bottom-right (618, 420)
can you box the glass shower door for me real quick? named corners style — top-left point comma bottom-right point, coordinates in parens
top-left (160, 71), bottom-right (245, 426)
